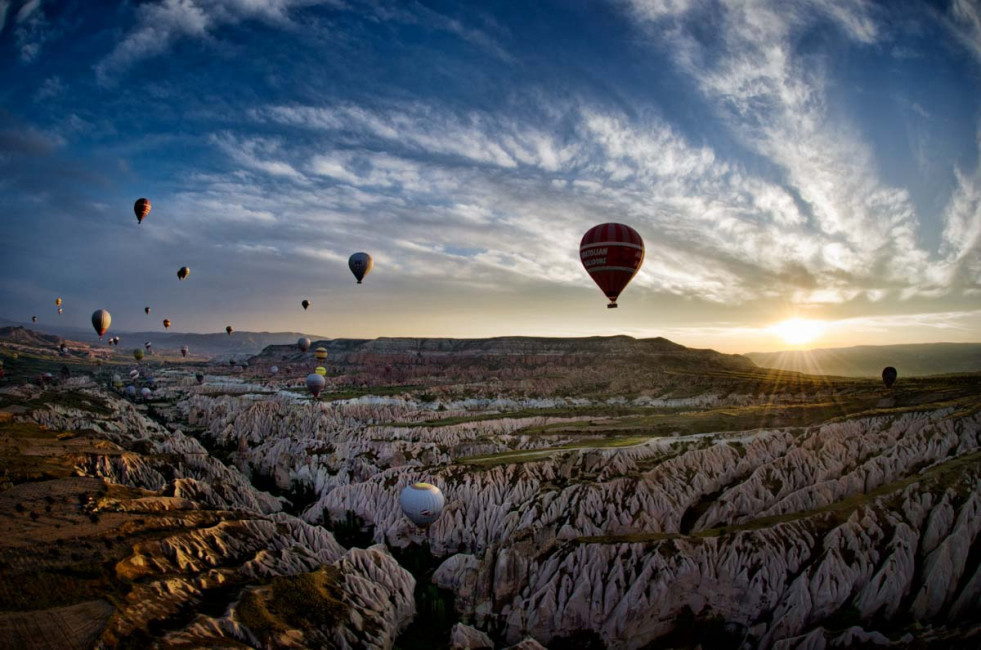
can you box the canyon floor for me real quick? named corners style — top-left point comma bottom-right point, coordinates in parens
top-left (1, 334), bottom-right (980, 649)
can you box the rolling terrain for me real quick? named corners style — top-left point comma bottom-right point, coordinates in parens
top-left (1, 331), bottom-right (980, 648)
top-left (746, 342), bottom-right (981, 378)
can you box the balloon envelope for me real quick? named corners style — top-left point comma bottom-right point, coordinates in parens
top-left (91, 309), bottom-right (111, 339)
top-left (181, 345), bottom-right (188, 358)
top-left (177, 266), bottom-right (190, 281)
top-left (882, 366), bottom-right (898, 388)
top-left (301, 300), bottom-right (310, 310)
top-left (124, 385), bottom-right (136, 398)
top-left (140, 387), bottom-right (152, 399)
top-left (399, 482), bottom-right (445, 527)
top-left (162, 319), bottom-right (171, 329)
top-left (298, 338), bottom-right (310, 353)
top-left (306, 373), bottom-right (326, 398)
top-left (145, 307), bottom-right (151, 315)
top-left (195, 372), bottom-right (205, 384)
top-left (270, 366), bottom-right (279, 375)
top-left (314, 347), bottom-right (328, 361)
top-left (349, 252), bottom-right (373, 284)
top-left (55, 298), bottom-right (61, 306)
top-left (315, 366), bottom-right (326, 376)
top-left (133, 349), bottom-right (144, 361)
top-left (579, 223), bottom-right (645, 308)
top-left (134, 198), bottom-right (151, 223)
top-left (226, 326), bottom-right (233, 335)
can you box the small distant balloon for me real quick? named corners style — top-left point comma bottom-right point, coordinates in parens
top-left (140, 387), bottom-right (152, 400)
top-left (180, 345), bottom-right (188, 358)
top-left (145, 307), bottom-right (151, 315)
top-left (32, 316), bottom-right (37, 323)
top-left (55, 298), bottom-right (62, 307)
top-left (195, 372), bottom-right (205, 385)
top-left (400, 482), bottom-right (445, 527)
top-left (882, 366), bottom-right (898, 389)
top-left (226, 325), bottom-right (233, 335)
top-left (134, 198), bottom-right (151, 224)
top-left (315, 366), bottom-right (326, 376)
top-left (306, 373), bottom-right (326, 398)
top-left (91, 309), bottom-right (111, 340)
top-left (297, 337), bottom-right (310, 353)
top-left (349, 252), bottom-right (373, 284)
top-left (133, 349), bottom-right (144, 362)
top-left (270, 365), bottom-right (279, 376)
top-left (129, 369), bottom-right (139, 380)
top-left (124, 385), bottom-right (136, 398)
top-left (57, 308), bottom-right (63, 315)
top-left (177, 266), bottom-right (190, 281)
top-left (301, 300), bottom-right (310, 310)
top-left (162, 319), bottom-right (171, 329)
top-left (315, 347), bottom-right (328, 362)
top-left (144, 341), bottom-right (152, 350)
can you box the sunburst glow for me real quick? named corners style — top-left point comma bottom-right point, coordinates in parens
top-left (769, 318), bottom-right (826, 346)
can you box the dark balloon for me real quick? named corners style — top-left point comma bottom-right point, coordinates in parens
top-left (226, 325), bottom-right (233, 335)
top-left (177, 266), bottom-right (190, 281)
top-left (579, 223), bottom-right (645, 308)
top-left (349, 252), bottom-right (373, 284)
top-left (135, 198), bottom-right (151, 224)
top-left (162, 319), bottom-right (171, 329)
top-left (91, 309), bottom-right (111, 340)
top-left (195, 372), bottom-right (205, 385)
top-left (145, 307), bottom-right (151, 315)
top-left (882, 367), bottom-right (898, 388)
top-left (302, 300), bottom-right (310, 310)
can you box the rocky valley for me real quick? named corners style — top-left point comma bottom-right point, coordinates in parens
top-left (1, 334), bottom-right (980, 648)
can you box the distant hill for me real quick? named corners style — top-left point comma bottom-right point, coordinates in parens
top-left (745, 343), bottom-right (981, 377)
top-left (0, 317), bottom-right (324, 358)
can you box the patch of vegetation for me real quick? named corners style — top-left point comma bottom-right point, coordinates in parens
top-left (236, 567), bottom-right (350, 641)
top-left (324, 510), bottom-right (376, 549)
top-left (640, 605), bottom-right (744, 650)
top-left (391, 542), bottom-right (459, 650)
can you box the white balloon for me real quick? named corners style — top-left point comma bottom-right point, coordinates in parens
top-left (399, 482), bottom-right (445, 527)
top-left (306, 373), bottom-right (326, 398)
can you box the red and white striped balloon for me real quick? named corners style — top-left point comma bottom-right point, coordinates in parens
top-left (579, 223), bottom-right (645, 308)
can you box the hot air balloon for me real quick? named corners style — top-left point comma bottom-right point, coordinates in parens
top-left (134, 198), bottom-right (151, 224)
top-left (144, 341), bottom-right (152, 351)
top-left (177, 266), bottom-right (190, 281)
top-left (59, 344), bottom-right (68, 356)
top-left (162, 319), bottom-right (171, 330)
top-left (349, 252), bottom-right (373, 284)
top-left (315, 366), bottom-right (326, 376)
top-left (306, 373), bottom-right (326, 398)
top-left (133, 349), bottom-right (144, 362)
top-left (57, 308), bottom-right (63, 315)
top-left (315, 347), bottom-right (328, 362)
top-left (882, 366), bottom-right (898, 388)
top-left (298, 337), bottom-right (310, 353)
top-left (145, 307), bottom-right (151, 315)
top-left (32, 316), bottom-right (37, 323)
top-left (129, 369), bottom-right (140, 380)
top-left (91, 309), bottom-right (111, 340)
top-left (301, 300), bottom-right (310, 310)
top-left (124, 385), bottom-right (136, 398)
top-left (195, 372), bottom-right (205, 385)
top-left (55, 298), bottom-right (62, 307)
top-left (399, 482), bottom-right (445, 527)
top-left (226, 326), bottom-right (233, 335)
top-left (579, 223), bottom-right (645, 308)
top-left (180, 345), bottom-right (188, 358)
top-left (140, 387), bottom-right (152, 400)
top-left (270, 365), bottom-right (279, 376)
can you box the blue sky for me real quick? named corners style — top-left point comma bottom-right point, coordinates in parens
top-left (1, 0), bottom-right (980, 352)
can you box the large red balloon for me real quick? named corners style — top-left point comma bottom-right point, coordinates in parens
top-left (580, 223), bottom-right (645, 308)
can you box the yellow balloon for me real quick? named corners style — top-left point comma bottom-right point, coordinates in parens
top-left (314, 347), bottom-right (328, 361)
top-left (315, 366), bottom-right (326, 376)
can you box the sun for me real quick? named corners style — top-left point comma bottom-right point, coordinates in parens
top-left (769, 318), bottom-right (826, 346)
